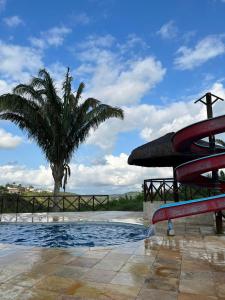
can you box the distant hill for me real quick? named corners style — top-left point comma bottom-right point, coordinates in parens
top-left (109, 191), bottom-right (140, 200)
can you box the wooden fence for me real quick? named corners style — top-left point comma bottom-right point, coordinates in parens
top-left (143, 178), bottom-right (220, 203)
top-left (0, 194), bottom-right (110, 214)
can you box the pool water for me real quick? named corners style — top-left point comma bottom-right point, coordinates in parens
top-left (0, 222), bottom-right (147, 248)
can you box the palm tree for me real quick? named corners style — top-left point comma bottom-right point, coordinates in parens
top-left (0, 68), bottom-right (124, 209)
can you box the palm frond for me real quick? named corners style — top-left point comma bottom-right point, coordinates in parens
top-left (75, 82), bottom-right (85, 103)
top-left (0, 94), bottom-right (39, 115)
top-left (13, 84), bottom-right (44, 106)
top-left (30, 77), bottom-right (45, 90)
top-left (62, 68), bottom-right (72, 104)
top-left (65, 102), bottom-right (124, 162)
top-left (0, 112), bottom-right (52, 157)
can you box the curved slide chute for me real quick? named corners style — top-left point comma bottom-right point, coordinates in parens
top-left (152, 115), bottom-right (225, 224)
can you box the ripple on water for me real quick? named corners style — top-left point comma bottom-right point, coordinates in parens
top-left (0, 222), bottom-right (148, 248)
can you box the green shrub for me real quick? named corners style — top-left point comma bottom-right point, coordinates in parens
top-left (96, 193), bottom-right (144, 211)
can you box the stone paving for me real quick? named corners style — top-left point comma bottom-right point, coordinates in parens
top-left (0, 212), bottom-right (224, 299)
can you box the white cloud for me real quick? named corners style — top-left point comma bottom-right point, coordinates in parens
top-left (86, 57), bottom-right (165, 106)
top-left (157, 20), bottom-right (178, 39)
top-left (0, 129), bottom-right (22, 149)
top-left (67, 154), bottom-right (172, 194)
top-left (0, 164), bottom-right (52, 188)
top-left (79, 34), bottom-right (115, 49)
top-left (182, 30), bottom-right (196, 44)
top-left (118, 34), bottom-right (149, 54)
top-left (0, 40), bottom-right (43, 82)
top-left (85, 101), bottom-right (206, 151)
top-left (48, 62), bottom-right (67, 83)
top-left (86, 81), bottom-right (225, 151)
top-left (0, 79), bottom-right (15, 94)
top-left (43, 26), bottom-right (71, 46)
top-left (140, 127), bottom-right (153, 140)
top-left (76, 35), bottom-right (166, 106)
top-left (71, 13), bottom-right (90, 25)
top-left (3, 15), bottom-right (24, 27)
top-left (0, 154), bottom-right (172, 194)
top-left (174, 35), bottom-right (225, 70)
top-left (30, 26), bottom-right (71, 49)
top-left (28, 37), bottom-right (45, 49)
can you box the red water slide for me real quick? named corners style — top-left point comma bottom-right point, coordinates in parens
top-left (152, 115), bottom-right (225, 224)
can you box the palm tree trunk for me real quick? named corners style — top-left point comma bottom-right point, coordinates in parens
top-left (53, 178), bottom-right (61, 212)
top-left (51, 164), bottom-right (64, 212)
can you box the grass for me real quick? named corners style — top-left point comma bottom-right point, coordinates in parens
top-left (98, 193), bottom-right (144, 211)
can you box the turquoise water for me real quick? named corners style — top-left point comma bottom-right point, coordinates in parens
top-left (0, 222), bottom-right (147, 248)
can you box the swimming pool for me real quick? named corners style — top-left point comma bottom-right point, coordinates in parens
top-left (0, 222), bottom-right (147, 248)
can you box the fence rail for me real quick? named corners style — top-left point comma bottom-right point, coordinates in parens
top-left (143, 178), bottom-right (220, 203)
top-left (0, 194), bottom-right (110, 214)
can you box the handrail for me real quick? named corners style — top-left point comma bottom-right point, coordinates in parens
top-left (0, 194), bottom-right (110, 214)
top-left (143, 178), bottom-right (217, 203)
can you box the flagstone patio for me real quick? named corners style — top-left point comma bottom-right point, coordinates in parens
top-left (0, 212), bottom-right (224, 299)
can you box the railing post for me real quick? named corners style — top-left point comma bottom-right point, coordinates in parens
top-left (16, 195), bottom-right (19, 214)
top-left (0, 195), bottom-right (3, 215)
top-left (32, 197), bottom-right (34, 214)
top-left (150, 181), bottom-right (153, 203)
top-left (143, 180), bottom-right (147, 202)
top-left (0, 195), bottom-right (3, 221)
top-left (163, 179), bottom-right (166, 203)
top-left (63, 196), bottom-right (65, 212)
top-left (160, 182), bottom-right (163, 202)
top-left (173, 168), bottom-right (179, 202)
top-left (0, 197), bottom-right (3, 222)
top-left (92, 196), bottom-right (95, 211)
top-left (16, 195), bottom-right (19, 222)
top-left (78, 196), bottom-right (80, 211)
top-left (107, 195), bottom-right (109, 210)
top-left (47, 197), bottom-right (50, 213)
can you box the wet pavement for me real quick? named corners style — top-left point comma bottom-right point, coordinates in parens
top-left (0, 211), bottom-right (224, 299)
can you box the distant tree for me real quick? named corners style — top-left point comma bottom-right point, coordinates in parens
top-left (0, 186), bottom-right (7, 192)
top-left (216, 139), bottom-right (225, 148)
top-left (0, 68), bottom-right (124, 210)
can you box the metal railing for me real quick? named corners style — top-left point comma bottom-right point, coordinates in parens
top-left (0, 194), bottom-right (110, 214)
top-left (143, 178), bottom-right (219, 203)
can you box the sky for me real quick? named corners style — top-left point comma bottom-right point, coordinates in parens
top-left (1, 0), bottom-right (225, 194)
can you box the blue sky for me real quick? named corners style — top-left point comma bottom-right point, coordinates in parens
top-left (1, 0), bottom-right (225, 193)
